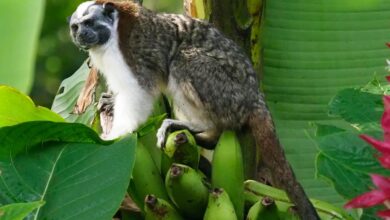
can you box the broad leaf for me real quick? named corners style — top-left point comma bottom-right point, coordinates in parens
top-left (0, 121), bottom-right (136, 220)
top-left (314, 124), bottom-right (346, 137)
top-left (0, 86), bottom-right (64, 127)
top-left (0, 0), bottom-right (45, 93)
top-left (329, 89), bottom-right (383, 127)
top-left (315, 128), bottom-right (389, 219)
top-left (0, 201), bottom-right (43, 220)
top-left (263, 0), bottom-right (390, 207)
top-left (316, 131), bottom-right (388, 199)
top-left (51, 62), bottom-right (97, 125)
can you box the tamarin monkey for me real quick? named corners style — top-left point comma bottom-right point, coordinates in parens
top-left (69, 1), bottom-right (319, 219)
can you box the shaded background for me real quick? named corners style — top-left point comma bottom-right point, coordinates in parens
top-left (31, 0), bottom-right (182, 107)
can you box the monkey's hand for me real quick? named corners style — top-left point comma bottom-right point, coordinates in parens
top-left (97, 92), bottom-right (114, 115)
top-left (98, 92), bottom-right (115, 140)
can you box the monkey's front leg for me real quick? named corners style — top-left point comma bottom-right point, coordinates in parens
top-left (103, 91), bottom-right (154, 140)
top-left (156, 119), bottom-right (218, 149)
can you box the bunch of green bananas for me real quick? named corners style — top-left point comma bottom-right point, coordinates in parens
top-left (128, 129), bottom-right (353, 220)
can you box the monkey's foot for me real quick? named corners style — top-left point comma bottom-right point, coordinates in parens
top-left (98, 92), bottom-right (114, 115)
top-left (156, 119), bottom-right (174, 148)
top-left (156, 119), bottom-right (203, 148)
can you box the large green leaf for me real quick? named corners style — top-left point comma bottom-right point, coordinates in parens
top-left (314, 81), bottom-right (390, 218)
top-left (0, 86), bottom-right (64, 127)
top-left (328, 89), bottom-right (383, 126)
top-left (0, 201), bottom-right (43, 220)
top-left (0, 121), bottom-right (136, 220)
top-left (262, 0), bottom-right (390, 207)
top-left (316, 130), bottom-right (388, 199)
top-left (0, 0), bottom-right (45, 93)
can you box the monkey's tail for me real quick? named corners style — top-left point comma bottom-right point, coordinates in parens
top-left (247, 108), bottom-right (320, 220)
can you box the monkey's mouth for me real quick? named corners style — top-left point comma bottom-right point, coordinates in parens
top-left (74, 33), bottom-right (99, 51)
top-left (74, 38), bottom-right (98, 51)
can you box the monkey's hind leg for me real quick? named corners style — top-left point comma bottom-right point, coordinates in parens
top-left (156, 119), bottom-right (218, 149)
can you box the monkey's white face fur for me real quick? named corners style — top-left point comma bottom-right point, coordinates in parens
top-left (70, 1), bottom-right (155, 140)
top-left (69, 1), bottom-right (117, 50)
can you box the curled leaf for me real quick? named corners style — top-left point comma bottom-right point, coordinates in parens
top-left (73, 67), bottom-right (99, 114)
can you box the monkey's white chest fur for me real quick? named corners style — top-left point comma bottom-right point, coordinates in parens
top-left (89, 39), bottom-right (154, 140)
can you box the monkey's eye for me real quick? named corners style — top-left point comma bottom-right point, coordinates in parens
top-left (83, 19), bottom-right (94, 27)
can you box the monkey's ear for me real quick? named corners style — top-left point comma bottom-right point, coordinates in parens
top-left (103, 2), bottom-right (115, 14)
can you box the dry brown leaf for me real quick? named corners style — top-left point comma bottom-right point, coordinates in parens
top-left (73, 67), bottom-right (99, 114)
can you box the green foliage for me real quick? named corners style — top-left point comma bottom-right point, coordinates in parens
top-left (0, 121), bottom-right (136, 220)
top-left (0, 201), bottom-right (43, 220)
top-left (314, 79), bottom-right (390, 219)
top-left (0, 86), bottom-right (64, 127)
top-left (329, 89), bottom-right (383, 127)
top-left (0, 0), bottom-right (45, 93)
top-left (0, 86), bottom-right (137, 219)
top-left (31, 0), bottom-right (87, 106)
top-left (143, 0), bottom-right (183, 13)
top-left (316, 129), bottom-right (387, 197)
top-left (262, 0), bottom-right (390, 207)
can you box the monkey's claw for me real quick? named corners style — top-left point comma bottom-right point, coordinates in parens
top-left (156, 119), bottom-right (175, 148)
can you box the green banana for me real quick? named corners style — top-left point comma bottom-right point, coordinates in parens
top-left (246, 199), bottom-right (264, 220)
top-left (165, 163), bottom-right (208, 219)
top-left (137, 113), bottom-right (167, 174)
top-left (244, 180), bottom-right (354, 220)
top-left (203, 188), bottom-right (237, 220)
top-left (246, 197), bottom-right (280, 220)
top-left (163, 130), bottom-right (200, 169)
top-left (211, 131), bottom-right (244, 219)
top-left (144, 195), bottom-right (184, 220)
top-left (128, 142), bottom-right (170, 212)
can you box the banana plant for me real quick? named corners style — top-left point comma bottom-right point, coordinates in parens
top-left (185, 0), bottom-right (390, 211)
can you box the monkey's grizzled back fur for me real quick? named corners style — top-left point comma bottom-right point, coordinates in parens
top-left (112, 2), bottom-right (264, 129)
top-left (81, 1), bottom-right (320, 218)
